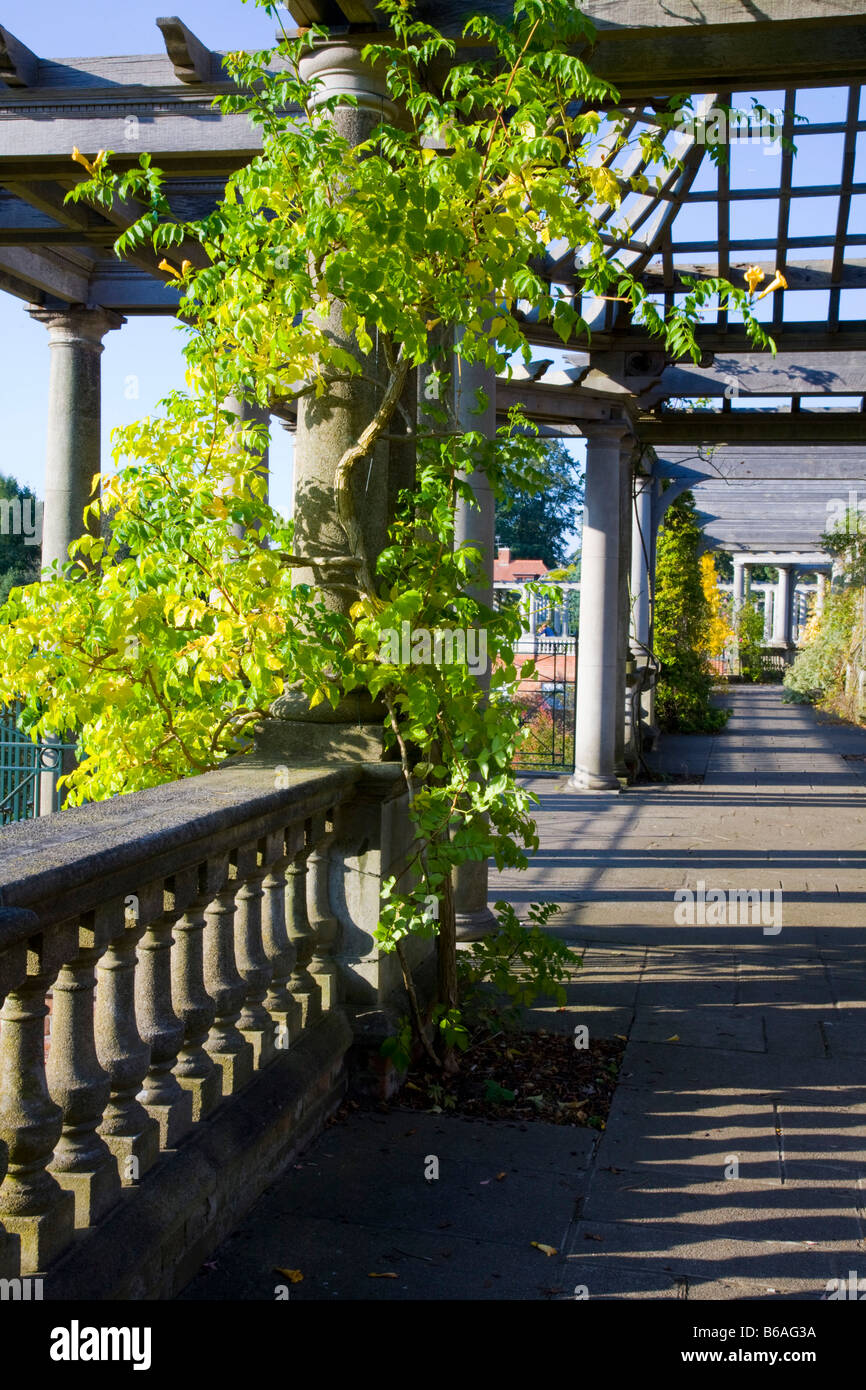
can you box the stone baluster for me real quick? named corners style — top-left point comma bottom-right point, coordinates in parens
top-left (169, 863), bottom-right (222, 1123)
top-left (307, 812), bottom-right (342, 1011)
top-left (285, 823), bottom-right (322, 1027)
top-left (203, 871), bottom-right (254, 1095)
top-left (46, 911), bottom-right (121, 1228)
top-left (95, 898), bottom-right (160, 1186)
top-left (134, 883), bottom-right (193, 1149)
top-left (0, 915), bottom-right (31, 1277)
top-left (0, 922), bottom-right (77, 1273)
top-left (261, 826), bottom-right (303, 1052)
top-left (232, 843), bottom-right (276, 1069)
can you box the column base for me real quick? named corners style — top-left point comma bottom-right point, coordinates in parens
top-left (239, 1022), bottom-right (276, 1071)
top-left (49, 1160), bottom-right (121, 1230)
top-left (567, 767), bottom-right (622, 792)
top-left (0, 1227), bottom-right (20, 1278)
top-left (455, 906), bottom-right (498, 941)
top-left (204, 1039), bottom-right (254, 1098)
top-left (0, 1193), bottom-right (75, 1275)
top-left (176, 1067), bottom-right (223, 1124)
top-left (140, 1089), bottom-right (193, 1149)
top-left (99, 1118), bottom-right (160, 1185)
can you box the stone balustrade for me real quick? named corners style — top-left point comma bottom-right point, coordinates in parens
top-left (0, 759), bottom-right (427, 1296)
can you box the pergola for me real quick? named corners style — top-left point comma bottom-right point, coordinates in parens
top-left (0, 0), bottom-right (864, 806)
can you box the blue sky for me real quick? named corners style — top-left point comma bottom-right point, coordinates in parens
top-left (0, 5), bottom-right (853, 521)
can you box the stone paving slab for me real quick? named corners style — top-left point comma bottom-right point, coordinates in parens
top-left (180, 688), bottom-right (866, 1301)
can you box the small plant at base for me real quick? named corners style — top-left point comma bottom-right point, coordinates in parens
top-left (456, 899), bottom-right (580, 1034)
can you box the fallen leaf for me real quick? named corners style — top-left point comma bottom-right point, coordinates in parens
top-left (480, 1179), bottom-right (490, 1185)
top-left (368, 1272), bottom-right (397, 1279)
top-left (403, 1128), bottom-right (417, 1137)
top-left (531, 1241), bottom-right (558, 1257)
top-left (496, 1171), bottom-right (507, 1181)
top-left (615, 1034), bottom-right (628, 1041)
top-left (664, 1034), bottom-right (680, 1042)
top-left (584, 1233), bottom-right (603, 1242)
top-left (274, 1267), bottom-right (303, 1282)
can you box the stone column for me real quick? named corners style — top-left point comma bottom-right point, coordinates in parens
top-left (629, 471), bottom-right (652, 658)
top-left (733, 557), bottom-right (746, 612)
top-left (568, 422), bottom-right (626, 792)
top-left (615, 446), bottom-right (633, 777)
top-left (763, 586), bottom-right (774, 641)
top-left (226, 395), bottom-right (270, 540)
top-left (30, 306), bottom-right (123, 816)
top-left (291, 44), bottom-right (396, 617)
top-left (816, 572), bottom-right (828, 615)
top-left (260, 42), bottom-right (401, 763)
top-left (29, 306), bottom-right (124, 572)
top-left (772, 564), bottom-right (792, 646)
top-left (452, 350), bottom-right (498, 937)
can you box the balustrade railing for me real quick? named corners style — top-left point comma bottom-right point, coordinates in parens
top-left (0, 761), bottom-right (365, 1283)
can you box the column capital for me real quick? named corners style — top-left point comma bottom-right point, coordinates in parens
top-left (582, 417), bottom-right (631, 445)
top-left (28, 304), bottom-right (125, 350)
top-left (299, 41), bottom-right (398, 119)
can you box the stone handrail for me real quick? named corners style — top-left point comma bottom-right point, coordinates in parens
top-left (0, 760), bottom-right (368, 1286)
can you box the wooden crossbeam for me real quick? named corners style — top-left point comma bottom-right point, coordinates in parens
top-left (0, 25), bottom-right (37, 88)
top-left (156, 17), bottom-right (216, 84)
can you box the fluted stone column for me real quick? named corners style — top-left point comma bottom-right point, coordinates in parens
top-left (773, 564), bottom-right (793, 646)
top-left (816, 572), bottom-right (828, 615)
top-left (29, 306), bottom-right (124, 572)
top-left (569, 422), bottom-right (627, 791)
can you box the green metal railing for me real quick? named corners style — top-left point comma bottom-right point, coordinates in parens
top-left (0, 707), bottom-right (76, 823)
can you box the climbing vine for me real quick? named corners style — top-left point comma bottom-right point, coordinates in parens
top-left (0, 0), bottom-right (769, 1062)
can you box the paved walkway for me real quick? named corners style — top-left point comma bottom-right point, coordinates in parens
top-left (180, 686), bottom-right (866, 1301)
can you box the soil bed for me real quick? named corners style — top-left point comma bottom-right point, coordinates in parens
top-left (351, 1031), bottom-right (626, 1128)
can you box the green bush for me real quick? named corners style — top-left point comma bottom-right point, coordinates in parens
top-left (737, 599), bottom-right (766, 682)
top-left (784, 589), bottom-right (861, 707)
top-left (654, 493), bottom-right (730, 733)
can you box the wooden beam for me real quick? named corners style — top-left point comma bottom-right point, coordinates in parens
top-left (524, 321), bottom-right (866, 355)
top-left (156, 17), bottom-right (215, 84)
top-left (0, 25), bottom-right (37, 88)
top-left (638, 412), bottom-right (866, 445)
top-left (639, 259), bottom-right (866, 295)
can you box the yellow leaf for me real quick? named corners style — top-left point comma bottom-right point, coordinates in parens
top-left (274, 1267), bottom-right (303, 1283)
top-left (309, 688), bottom-right (324, 710)
top-left (664, 1034), bottom-right (680, 1042)
top-left (368, 1272), bottom-right (397, 1279)
top-left (531, 1242), bottom-right (557, 1257)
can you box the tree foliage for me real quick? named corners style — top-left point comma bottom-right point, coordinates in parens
top-left (495, 440), bottom-right (582, 568)
top-left (0, 474), bottom-right (41, 606)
